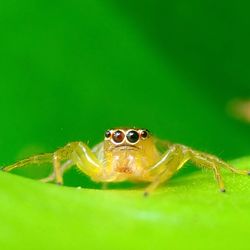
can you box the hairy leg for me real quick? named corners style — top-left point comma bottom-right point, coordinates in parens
top-left (39, 160), bottom-right (73, 183)
top-left (42, 142), bottom-right (102, 185)
top-left (2, 142), bottom-right (102, 185)
top-left (145, 144), bottom-right (249, 195)
top-left (2, 153), bottom-right (53, 172)
top-left (145, 145), bottom-right (189, 195)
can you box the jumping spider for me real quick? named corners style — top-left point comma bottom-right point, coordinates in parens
top-left (2, 128), bottom-right (249, 195)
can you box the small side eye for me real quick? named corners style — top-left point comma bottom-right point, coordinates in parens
top-left (105, 130), bottom-right (111, 139)
top-left (140, 130), bottom-right (149, 139)
top-left (112, 130), bottom-right (125, 143)
top-left (126, 130), bottom-right (139, 143)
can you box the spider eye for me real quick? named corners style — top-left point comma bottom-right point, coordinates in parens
top-left (126, 130), bottom-right (139, 143)
top-left (112, 130), bottom-right (125, 143)
top-left (141, 130), bottom-right (149, 139)
top-left (105, 130), bottom-right (111, 139)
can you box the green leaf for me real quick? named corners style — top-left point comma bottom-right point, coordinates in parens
top-left (0, 157), bottom-right (250, 250)
top-left (0, 1), bottom-right (250, 250)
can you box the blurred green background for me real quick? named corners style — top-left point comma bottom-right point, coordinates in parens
top-left (0, 1), bottom-right (250, 250)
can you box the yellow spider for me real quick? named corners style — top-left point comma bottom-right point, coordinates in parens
top-left (2, 128), bottom-right (249, 195)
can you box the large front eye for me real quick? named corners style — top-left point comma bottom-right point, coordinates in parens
top-left (126, 130), bottom-right (139, 143)
top-left (112, 130), bottom-right (125, 143)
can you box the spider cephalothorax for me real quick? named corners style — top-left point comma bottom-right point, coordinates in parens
top-left (102, 128), bottom-right (159, 180)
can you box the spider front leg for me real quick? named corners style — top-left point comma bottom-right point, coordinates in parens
top-left (145, 144), bottom-right (250, 195)
top-left (144, 145), bottom-right (190, 195)
top-left (52, 142), bottom-right (102, 185)
top-left (2, 142), bottom-right (102, 185)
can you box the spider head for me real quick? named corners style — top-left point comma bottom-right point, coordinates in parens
top-left (103, 128), bottom-right (159, 173)
top-left (103, 128), bottom-right (151, 152)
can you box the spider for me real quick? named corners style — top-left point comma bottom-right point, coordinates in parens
top-left (2, 128), bottom-right (249, 195)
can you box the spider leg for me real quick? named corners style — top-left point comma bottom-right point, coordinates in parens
top-left (144, 145), bottom-right (189, 195)
top-left (217, 159), bottom-right (250, 175)
top-left (190, 150), bottom-right (250, 176)
top-left (190, 154), bottom-right (226, 192)
top-left (42, 142), bottom-right (102, 185)
top-left (39, 160), bottom-right (73, 183)
top-left (2, 142), bottom-right (102, 185)
top-left (145, 144), bottom-right (249, 195)
top-left (2, 153), bottom-right (54, 172)
top-left (39, 173), bottom-right (55, 183)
